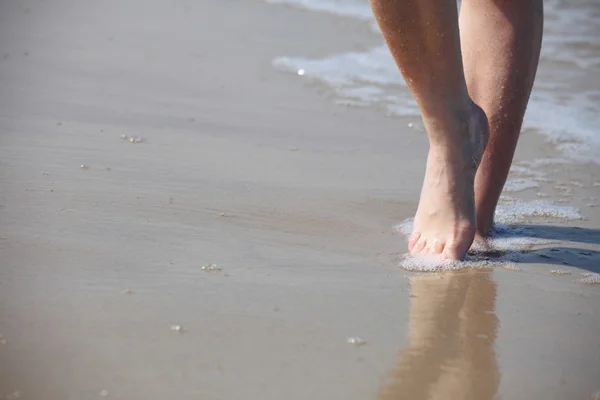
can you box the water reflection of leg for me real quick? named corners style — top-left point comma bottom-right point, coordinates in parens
top-left (379, 270), bottom-right (499, 400)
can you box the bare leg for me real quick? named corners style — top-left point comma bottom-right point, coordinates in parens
top-left (459, 0), bottom-right (544, 238)
top-left (370, 0), bottom-right (488, 259)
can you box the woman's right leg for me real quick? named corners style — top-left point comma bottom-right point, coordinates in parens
top-left (369, 0), bottom-right (488, 260)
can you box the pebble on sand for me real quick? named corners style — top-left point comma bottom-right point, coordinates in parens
top-left (128, 136), bottom-right (143, 144)
top-left (202, 264), bottom-right (222, 272)
top-left (171, 325), bottom-right (187, 333)
top-left (347, 337), bottom-right (367, 346)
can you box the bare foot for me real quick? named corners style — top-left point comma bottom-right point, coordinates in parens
top-left (408, 103), bottom-right (489, 260)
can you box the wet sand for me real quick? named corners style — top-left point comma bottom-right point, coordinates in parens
top-left (1, 0), bottom-right (599, 399)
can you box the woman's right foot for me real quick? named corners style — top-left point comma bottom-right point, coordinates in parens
top-left (408, 103), bottom-right (489, 260)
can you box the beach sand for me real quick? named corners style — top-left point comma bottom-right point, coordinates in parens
top-left (1, 0), bottom-right (599, 399)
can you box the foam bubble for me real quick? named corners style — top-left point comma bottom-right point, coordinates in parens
top-left (273, 46), bottom-right (420, 117)
top-left (578, 273), bottom-right (600, 284)
top-left (518, 158), bottom-right (571, 168)
top-left (501, 264), bottom-right (522, 272)
top-left (503, 178), bottom-right (540, 192)
top-left (523, 94), bottom-right (600, 163)
top-left (170, 325), bottom-right (187, 333)
top-left (346, 336), bottom-right (367, 346)
top-left (201, 264), bottom-right (222, 272)
top-left (494, 199), bottom-right (583, 224)
top-left (273, 48), bottom-right (399, 86)
top-left (398, 252), bottom-right (521, 272)
top-left (476, 224), bottom-right (552, 251)
top-left (540, 0), bottom-right (600, 70)
top-left (551, 269), bottom-right (571, 276)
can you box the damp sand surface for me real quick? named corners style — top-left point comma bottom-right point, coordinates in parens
top-left (1, 0), bottom-right (600, 399)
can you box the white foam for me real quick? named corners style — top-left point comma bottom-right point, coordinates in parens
top-left (517, 158), bottom-right (571, 168)
top-left (494, 199), bottom-right (583, 224)
top-left (578, 273), bottom-right (600, 285)
top-left (509, 165), bottom-right (546, 178)
top-left (523, 94), bottom-right (600, 164)
top-left (540, 0), bottom-right (600, 70)
top-left (398, 253), bottom-right (501, 272)
top-left (275, 47), bottom-right (399, 86)
top-left (273, 46), bottom-right (420, 116)
top-left (503, 178), bottom-right (540, 192)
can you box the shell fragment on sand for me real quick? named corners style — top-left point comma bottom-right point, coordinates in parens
top-left (202, 264), bottom-right (222, 272)
top-left (347, 336), bottom-right (367, 346)
top-left (551, 270), bottom-right (571, 276)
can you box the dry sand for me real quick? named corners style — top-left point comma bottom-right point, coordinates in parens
top-left (1, 0), bottom-right (599, 399)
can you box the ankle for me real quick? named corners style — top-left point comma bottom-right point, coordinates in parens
top-left (422, 100), bottom-right (477, 145)
top-left (476, 217), bottom-right (494, 238)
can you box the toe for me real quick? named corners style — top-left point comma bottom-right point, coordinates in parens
top-left (431, 239), bottom-right (445, 255)
top-left (411, 237), bottom-right (427, 254)
top-left (421, 237), bottom-right (444, 255)
top-left (442, 240), bottom-right (467, 261)
top-left (408, 232), bottom-right (421, 251)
